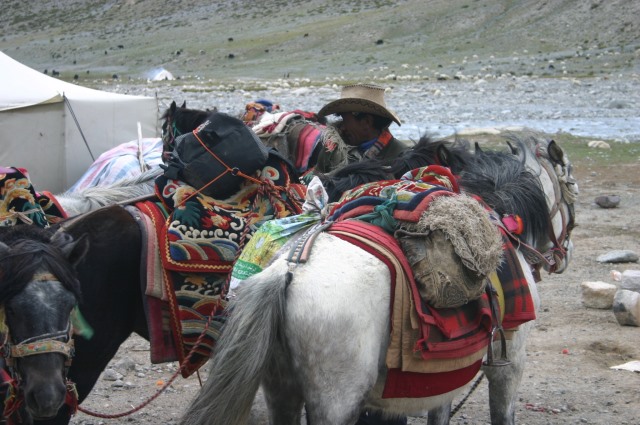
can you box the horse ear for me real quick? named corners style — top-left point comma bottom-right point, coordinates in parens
top-left (436, 144), bottom-right (451, 167)
top-left (474, 142), bottom-right (483, 153)
top-left (506, 140), bottom-right (518, 155)
top-left (170, 101), bottom-right (177, 113)
top-left (547, 140), bottom-right (565, 164)
top-left (181, 101), bottom-right (186, 108)
top-left (51, 232), bottom-right (90, 268)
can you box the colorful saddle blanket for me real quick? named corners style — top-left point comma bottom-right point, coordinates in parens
top-left (0, 166), bottom-right (66, 227)
top-left (135, 154), bottom-right (305, 377)
top-left (328, 165), bottom-right (460, 225)
top-left (318, 165), bottom-right (535, 398)
top-left (252, 111), bottom-right (327, 173)
top-left (328, 220), bottom-right (535, 399)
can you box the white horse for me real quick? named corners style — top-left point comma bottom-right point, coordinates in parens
top-left (181, 133), bottom-right (578, 425)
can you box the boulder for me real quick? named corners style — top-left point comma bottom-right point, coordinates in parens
top-left (594, 195), bottom-right (620, 208)
top-left (597, 250), bottom-right (639, 263)
top-left (613, 290), bottom-right (640, 326)
top-left (581, 281), bottom-right (617, 309)
top-left (621, 269), bottom-right (640, 293)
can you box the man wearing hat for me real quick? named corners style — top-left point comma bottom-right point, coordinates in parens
top-left (314, 83), bottom-right (409, 173)
top-left (318, 84), bottom-right (409, 425)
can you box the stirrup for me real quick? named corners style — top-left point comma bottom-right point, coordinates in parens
top-left (483, 325), bottom-right (511, 367)
top-left (483, 282), bottom-right (511, 367)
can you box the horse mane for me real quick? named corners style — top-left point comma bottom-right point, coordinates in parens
top-left (57, 167), bottom-right (161, 215)
top-left (161, 104), bottom-right (214, 134)
top-left (319, 136), bottom-right (474, 202)
top-left (387, 136), bottom-right (473, 177)
top-left (0, 226), bottom-right (82, 303)
top-left (458, 140), bottom-right (551, 244)
top-left (318, 134), bottom-right (549, 243)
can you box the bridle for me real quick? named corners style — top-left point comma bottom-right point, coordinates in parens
top-left (162, 114), bottom-right (181, 162)
top-left (523, 140), bottom-right (578, 276)
top-left (0, 272), bottom-right (79, 420)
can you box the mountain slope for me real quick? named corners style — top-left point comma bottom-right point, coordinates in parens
top-left (1, 0), bottom-right (638, 81)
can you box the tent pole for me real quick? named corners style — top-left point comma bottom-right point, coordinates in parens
top-left (63, 94), bottom-right (95, 161)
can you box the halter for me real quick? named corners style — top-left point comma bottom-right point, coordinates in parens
top-left (507, 140), bottom-right (577, 278)
top-left (162, 115), bottom-right (181, 161)
top-left (0, 272), bottom-right (79, 420)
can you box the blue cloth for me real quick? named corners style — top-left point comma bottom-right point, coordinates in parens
top-left (358, 136), bottom-right (378, 152)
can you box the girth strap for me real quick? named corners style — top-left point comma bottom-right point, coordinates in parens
top-left (286, 221), bottom-right (333, 265)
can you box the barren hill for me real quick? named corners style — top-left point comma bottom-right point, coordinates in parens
top-left (1, 0), bottom-right (639, 82)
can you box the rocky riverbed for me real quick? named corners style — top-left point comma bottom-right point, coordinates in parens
top-left (98, 74), bottom-right (640, 143)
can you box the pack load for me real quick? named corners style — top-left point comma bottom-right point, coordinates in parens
top-left (162, 112), bottom-right (269, 199)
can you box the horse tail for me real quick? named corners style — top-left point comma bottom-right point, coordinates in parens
top-left (179, 260), bottom-right (290, 425)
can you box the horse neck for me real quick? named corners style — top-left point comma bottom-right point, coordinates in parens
top-left (524, 154), bottom-right (575, 273)
top-left (176, 109), bottom-right (209, 134)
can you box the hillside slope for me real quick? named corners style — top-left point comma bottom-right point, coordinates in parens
top-left (1, 0), bottom-right (639, 82)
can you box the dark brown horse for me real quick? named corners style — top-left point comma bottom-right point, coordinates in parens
top-left (0, 225), bottom-right (87, 424)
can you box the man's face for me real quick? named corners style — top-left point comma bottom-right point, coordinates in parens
top-left (338, 112), bottom-right (376, 146)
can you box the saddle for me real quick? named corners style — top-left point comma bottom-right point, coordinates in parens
top-left (132, 153), bottom-right (304, 377)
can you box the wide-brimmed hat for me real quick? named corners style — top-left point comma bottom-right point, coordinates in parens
top-left (318, 83), bottom-right (401, 126)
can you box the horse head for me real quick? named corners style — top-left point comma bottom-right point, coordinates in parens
top-left (508, 133), bottom-right (579, 274)
top-left (160, 101), bottom-right (215, 162)
top-left (0, 227), bottom-right (88, 421)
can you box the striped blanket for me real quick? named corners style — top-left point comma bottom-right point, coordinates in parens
top-left (67, 138), bottom-right (163, 192)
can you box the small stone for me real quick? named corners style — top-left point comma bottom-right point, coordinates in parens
top-left (102, 368), bottom-right (122, 381)
top-left (597, 250), bottom-right (639, 264)
top-left (595, 195), bottom-right (620, 208)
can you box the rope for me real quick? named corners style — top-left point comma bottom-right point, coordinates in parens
top-left (450, 372), bottom-right (484, 418)
top-left (78, 309), bottom-right (217, 419)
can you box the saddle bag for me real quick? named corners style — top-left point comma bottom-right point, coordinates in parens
top-left (396, 194), bottom-right (504, 309)
top-left (162, 112), bottom-right (269, 199)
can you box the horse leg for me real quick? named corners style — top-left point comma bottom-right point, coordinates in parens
top-left (483, 321), bottom-right (532, 425)
top-left (483, 250), bottom-right (540, 425)
top-left (261, 341), bottom-right (305, 425)
top-left (427, 403), bottom-right (452, 425)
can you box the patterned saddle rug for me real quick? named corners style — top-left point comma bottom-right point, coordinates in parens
top-left (133, 154), bottom-right (305, 377)
top-left (0, 166), bottom-right (66, 227)
top-left (323, 166), bottom-right (535, 398)
top-left (328, 219), bottom-right (535, 399)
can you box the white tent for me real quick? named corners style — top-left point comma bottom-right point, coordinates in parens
top-left (0, 52), bottom-right (159, 192)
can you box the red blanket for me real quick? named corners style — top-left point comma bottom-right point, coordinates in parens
top-left (328, 220), bottom-right (535, 399)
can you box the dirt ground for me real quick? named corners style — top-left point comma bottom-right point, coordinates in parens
top-left (70, 152), bottom-right (640, 425)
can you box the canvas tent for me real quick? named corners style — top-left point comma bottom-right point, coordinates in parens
top-left (0, 52), bottom-right (159, 192)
